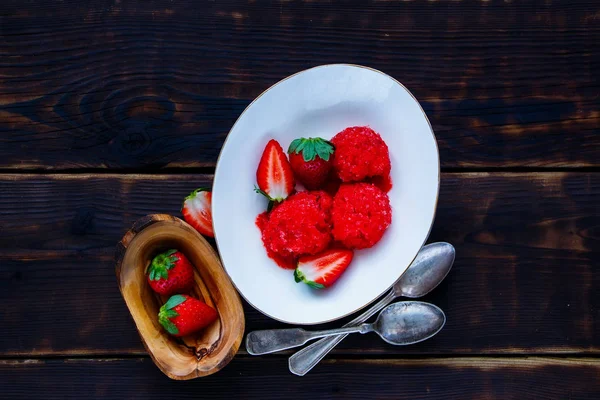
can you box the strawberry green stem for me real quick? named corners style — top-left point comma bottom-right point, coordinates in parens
top-left (254, 185), bottom-right (281, 211)
top-left (147, 249), bottom-right (178, 281)
top-left (288, 137), bottom-right (335, 162)
top-left (294, 269), bottom-right (326, 289)
top-left (158, 295), bottom-right (186, 335)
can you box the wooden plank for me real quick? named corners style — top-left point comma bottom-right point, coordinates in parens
top-left (0, 173), bottom-right (598, 356)
top-left (1, 1), bottom-right (598, 169)
top-left (2, 357), bottom-right (600, 399)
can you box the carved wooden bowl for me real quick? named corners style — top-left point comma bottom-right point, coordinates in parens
top-left (115, 214), bottom-right (244, 380)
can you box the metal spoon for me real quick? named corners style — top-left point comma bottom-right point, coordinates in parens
top-left (246, 301), bottom-right (445, 355)
top-left (288, 242), bottom-right (455, 375)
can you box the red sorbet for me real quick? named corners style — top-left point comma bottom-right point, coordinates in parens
top-left (257, 191), bottom-right (333, 268)
top-left (332, 183), bottom-right (392, 249)
top-left (366, 174), bottom-right (393, 193)
top-left (330, 126), bottom-right (391, 182)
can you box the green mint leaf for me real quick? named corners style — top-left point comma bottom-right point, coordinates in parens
top-left (164, 294), bottom-right (187, 310)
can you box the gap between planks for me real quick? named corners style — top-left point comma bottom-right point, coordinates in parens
top-left (1, 356), bottom-right (600, 370)
top-left (2, 353), bottom-right (600, 362)
top-left (1, 167), bottom-right (600, 175)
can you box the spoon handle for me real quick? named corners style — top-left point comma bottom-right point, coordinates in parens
top-left (246, 325), bottom-right (367, 355)
top-left (288, 290), bottom-right (396, 376)
top-left (246, 328), bottom-right (308, 355)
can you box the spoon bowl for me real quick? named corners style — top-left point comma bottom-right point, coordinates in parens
top-left (395, 242), bottom-right (455, 298)
top-left (373, 301), bottom-right (446, 345)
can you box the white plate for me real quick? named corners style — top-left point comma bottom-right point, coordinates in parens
top-left (212, 64), bottom-right (439, 325)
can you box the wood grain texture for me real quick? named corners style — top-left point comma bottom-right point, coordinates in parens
top-left (1, 173), bottom-right (598, 356)
top-left (2, 357), bottom-right (600, 399)
top-left (115, 214), bottom-right (244, 379)
top-left (1, 0), bottom-right (598, 169)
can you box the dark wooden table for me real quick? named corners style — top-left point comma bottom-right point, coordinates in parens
top-left (1, 1), bottom-right (599, 398)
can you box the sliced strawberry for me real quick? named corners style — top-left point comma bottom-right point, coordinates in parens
top-left (294, 249), bottom-right (354, 289)
top-left (182, 188), bottom-right (214, 237)
top-left (255, 139), bottom-right (295, 203)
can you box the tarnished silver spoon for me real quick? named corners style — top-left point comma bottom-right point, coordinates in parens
top-left (288, 242), bottom-right (455, 375)
top-left (246, 301), bottom-right (445, 355)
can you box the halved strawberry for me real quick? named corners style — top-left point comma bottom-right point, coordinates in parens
top-left (294, 249), bottom-right (354, 289)
top-left (255, 139), bottom-right (295, 205)
top-left (182, 188), bottom-right (214, 237)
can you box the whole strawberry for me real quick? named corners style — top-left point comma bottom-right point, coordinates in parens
top-left (146, 250), bottom-right (194, 296)
top-left (288, 137), bottom-right (335, 190)
top-left (158, 294), bottom-right (218, 337)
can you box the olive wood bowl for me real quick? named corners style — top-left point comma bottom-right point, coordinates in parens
top-left (115, 214), bottom-right (244, 379)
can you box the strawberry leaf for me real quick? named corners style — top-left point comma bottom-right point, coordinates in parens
top-left (147, 249), bottom-right (179, 280)
top-left (290, 137), bottom-right (334, 161)
top-left (288, 139), bottom-right (303, 154)
top-left (254, 185), bottom-right (274, 201)
top-left (161, 318), bottom-right (179, 335)
top-left (304, 141), bottom-right (317, 162)
top-left (267, 200), bottom-right (275, 213)
top-left (185, 188), bottom-right (210, 201)
top-left (163, 294), bottom-right (187, 310)
top-left (314, 139), bottom-right (334, 161)
top-left (158, 299), bottom-right (183, 335)
top-left (294, 268), bottom-right (325, 289)
top-left (295, 140), bottom-right (307, 154)
top-left (294, 269), bottom-right (304, 283)
top-left (254, 186), bottom-right (269, 197)
top-left (306, 281), bottom-right (326, 289)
